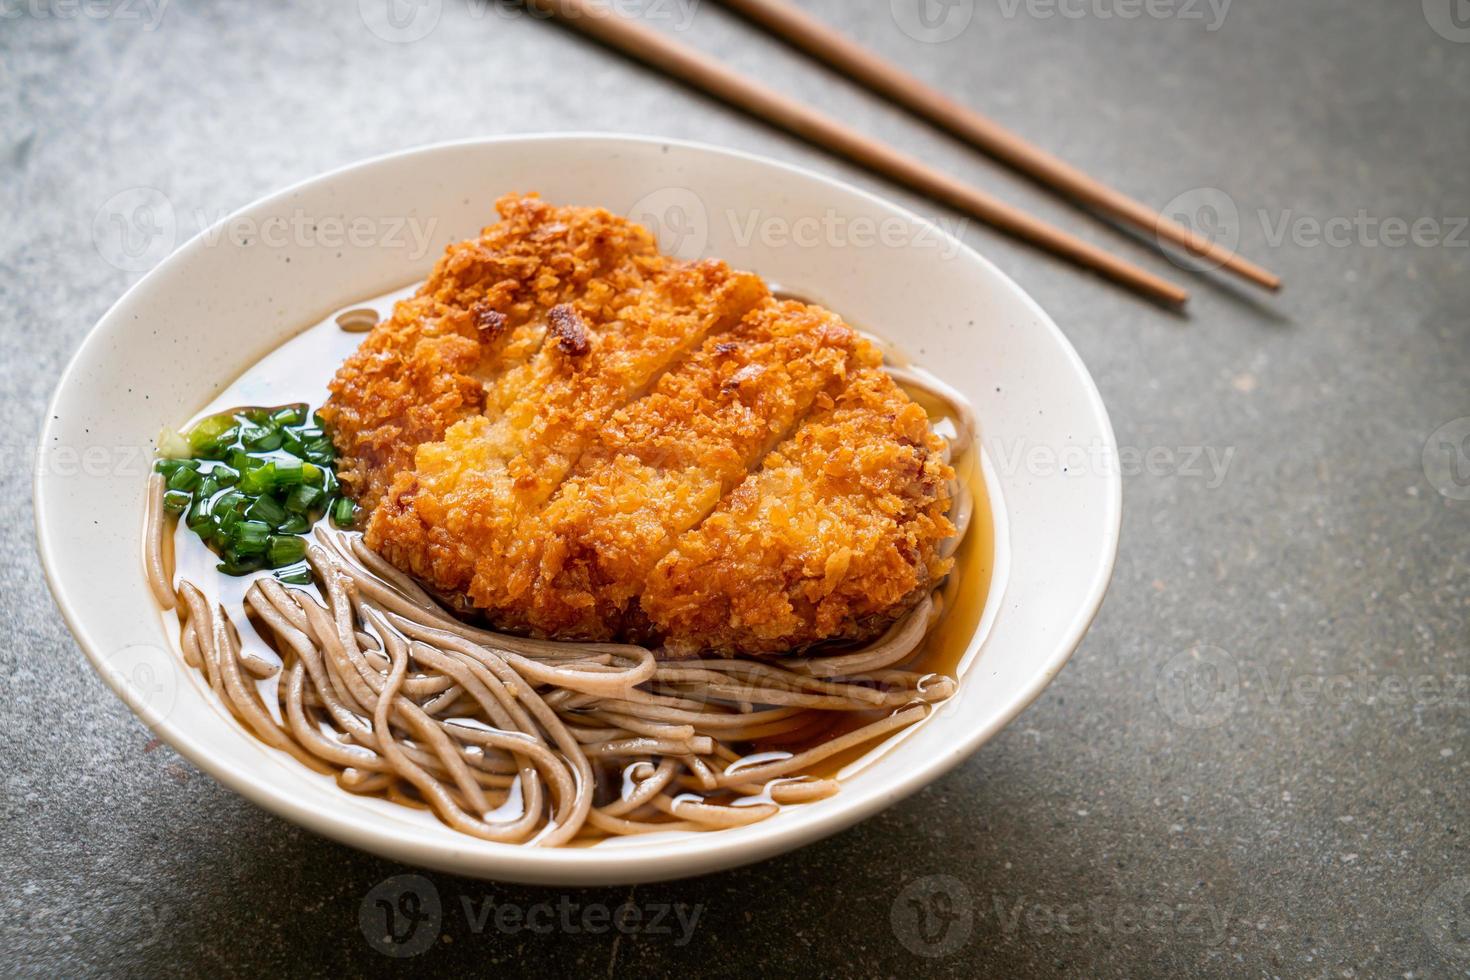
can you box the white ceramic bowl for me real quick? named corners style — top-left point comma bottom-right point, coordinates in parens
top-left (35, 135), bottom-right (1120, 885)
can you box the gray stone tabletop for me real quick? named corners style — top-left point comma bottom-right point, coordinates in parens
top-left (3, 1), bottom-right (1467, 976)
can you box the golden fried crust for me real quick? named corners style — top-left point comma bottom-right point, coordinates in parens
top-left (321, 194), bottom-right (664, 511)
top-left (333, 197), bottom-right (959, 657)
top-left (364, 256), bottom-right (768, 602)
top-left (477, 300), bottom-right (880, 640)
top-left (641, 368), bottom-right (955, 657)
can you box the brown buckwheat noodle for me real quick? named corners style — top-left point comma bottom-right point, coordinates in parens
top-left (145, 359), bottom-right (979, 845)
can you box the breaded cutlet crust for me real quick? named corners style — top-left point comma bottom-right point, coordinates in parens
top-left (642, 367), bottom-right (955, 657)
top-left (478, 300), bottom-right (878, 640)
top-left (364, 252), bottom-right (768, 603)
top-left (320, 194), bottom-right (666, 511)
top-left (326, 197), bottom-right (957, 657)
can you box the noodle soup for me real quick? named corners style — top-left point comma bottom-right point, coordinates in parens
top-left (145, 272), bottom-right (992, 847)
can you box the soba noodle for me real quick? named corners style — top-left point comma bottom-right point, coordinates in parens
top-left (145, 352), bottom-right (980, 845)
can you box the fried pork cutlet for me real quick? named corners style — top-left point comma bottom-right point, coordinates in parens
top-left (365, 253), bottom-right (767, 603)
top-left (326, 195), bottom-right (956, 657)
top-left (480, 300), bottom-right (877, 640)
top-left (642, 367), bottom-right (954, 657)
top-left (320, 194), bottom-right (669, 511)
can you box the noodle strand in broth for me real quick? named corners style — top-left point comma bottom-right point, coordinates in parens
top-left (145, 339), bottom-right (984, 845)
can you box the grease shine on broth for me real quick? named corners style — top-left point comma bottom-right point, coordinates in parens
top-left (144, 286), bottom-right (990, 846)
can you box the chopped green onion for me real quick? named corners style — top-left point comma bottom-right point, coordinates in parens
top-left (277, 513), bottom-right (310, 535)
top-left (217, 551), bottom-right (264, 575)
top-left (331, 496), bottom-right (358, 528)
top-left (157, 427), bottom-right (192, 460)
top-left (245, 494), bottom-right (288, 527)
top-left (267, 534), bottom-right (307, 567)
top-left (302, 438), bottom-right (335, 464)
top-left (154, 457), bottom-right (199, 476)
top-left (285, 484), bottom-right (325, 514)
top-left (233, 520), bottom-right (271, 556)
top-left (162, 490), bottom-right (192, 514)
top-left (274, 459), bottom-right (305, 487)
top-left (241, 425), bottom-right (284, 452)
top-left (273, 562), bottom-right (313, 585)
top-left (213, 491), bottom-right (246, 534)
top-left (155, 402), bottom-right (341, 578)
top-left (237, 462), bottom-right (277, 496)
top-left (209, 464), bottom-right (240, 487)
top-left (186, 496), bottom-right (213, 533)
top-left (166, 466), bottom-right (203, 492)
top-left (188, 414), bottom-right (239, 458)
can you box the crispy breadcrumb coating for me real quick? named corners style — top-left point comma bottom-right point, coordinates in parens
top-left (642, 367), bottom-right (954, 657)
top-left (326, 197), bottom-right (956, 656)
top-left (479, 300), bottom-right (877, 640)
top-left (320, 194), bottom-right (666, 511)
top-left (364, 249), bottom-right (767, 603)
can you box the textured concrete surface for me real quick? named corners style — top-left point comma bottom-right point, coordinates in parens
top-left (3, 1), bottom-right (1468, 976)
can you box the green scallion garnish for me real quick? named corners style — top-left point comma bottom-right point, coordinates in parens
top-left (156, 402), bottom-right (348, 578)
top-left (267, 534), bottom-right (307, 567)
top-left (278, 513), bottom-right (311, 535)
top-left (188, 414), bottom-right (238, 458)
top-left (274, 459), bottom-right (305, 487)
top-left (155, 457), bottom-right (199, 477)
top-left (303, 438), bottom-right (335, 465)
top-left (216, 551), bottom-right (264, 576)
top-left (273, 562), bottom-right (313, 585)
top-left (186, 497), bottom-right (213, 534)
top-left (331, 496), bottom-right (358, 529)
top-left (240, 425), bottom-right (284, 453)
top-left (165, 465), bottom-right (203, 493)
top-left (285, 484), bottom-right (325, 515)
top-left (233, 520), bottom-right (271, 556)
top-left (237, 462), bottom-right (277, 496)
top-left (245, 494), bottom-right (288, 527)
top-left (162, 490), bottom-right (192, 514)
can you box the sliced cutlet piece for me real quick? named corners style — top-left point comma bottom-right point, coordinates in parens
top-left (643, 367), bottom-right (955, 657)
top-left (474, 300), bottom-right (878, 641)
top-left (322, 194), bottom-right (665, 511)
top-left (365, 258), bottom-right (768, 603)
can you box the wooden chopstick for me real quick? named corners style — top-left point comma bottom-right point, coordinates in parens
top-left (715, 0), bottom-right (1282, 293)
top-left (529, 0), bottom-right (1191, 308)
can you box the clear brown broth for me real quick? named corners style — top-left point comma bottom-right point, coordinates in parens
top-left (163, 284), bottom-right (996, 839)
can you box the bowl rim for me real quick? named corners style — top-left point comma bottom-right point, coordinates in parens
top-left (35, 132), bottom-right (1121, 881)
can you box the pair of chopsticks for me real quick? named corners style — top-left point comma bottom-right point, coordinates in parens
top-left (528, 0), bottom-right (1280, 307)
